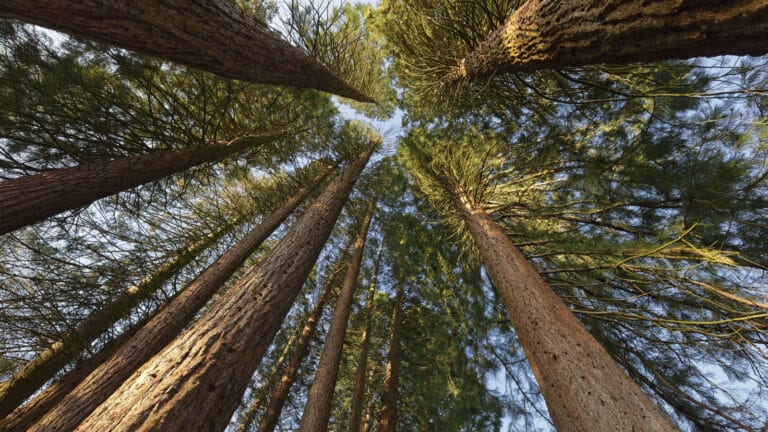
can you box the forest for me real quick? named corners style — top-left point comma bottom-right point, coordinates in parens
top-left (0, 1), bottom-right (767, 431)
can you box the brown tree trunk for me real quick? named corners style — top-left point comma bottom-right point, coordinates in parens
top-left (69, 144), bottom-right (375, 432)
top-left (0, 134), bottom-right (276, 235)
top-left (378, 280), bottom-right (404, 432)
top-left (446, 0), bottom-right (768, 83)
top-left (253, 250), bottom-right (349, 432)
top-left (0, 0), bottom-right (372, 102)
top-left (360, 367), bottom-right (378, 432)
top-left (453, 189), bottom-right (677, 431)
top-left (346, 243), bottom-right (384, 432)
top-left (0, 217), bottom-right (241, 419)
top-left (17, 170), bottom-right (327, 432)
top-left (298, 203), bottom-right (375, 432)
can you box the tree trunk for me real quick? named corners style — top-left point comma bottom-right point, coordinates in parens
top-left (360, 367), bottom-right (378, 432)
top-left (346, 243), bottom-right (384, 432)
top-left (0, 134), bottom-right (276, 235)
top-left (0, 0), bottom-right (372, 102)
top-left (18, 170), bottom-right (327, 432)
top-left (453, 189), bottom-right (677, 431)
top-left (69, 144), bottom-right (375, 432)
top-left (252, 250), bottom-right (348, 432)
top-left (446, 0), bottom-right (768, 83)
top-left (0, 217), bottom-right (241, 419)
top-left (298, 203), bottom-right (375, 432)
top-left (378, 280), bottom-right (404, 432)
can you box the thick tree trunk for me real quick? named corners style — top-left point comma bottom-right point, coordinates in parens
top-left (347, 244), bottom-right (384, 432)
top-left (253, 251), bottom-right (348, 432)
top-left (0, 0), bottom-right (372, 102)
top-left (0, 134), bottom-right (275, 235)
top-left (0, 218), bottom-right (240, 419)
top-left (298, 204), bottom-right (375, 432)
top-left (454, 189), bottom-right (677, 431)
top-left (70, 144), bottom-right (375, 432)
top-left (446, 0), bottom-right (768, 83)
top-left (18, 172), bottom-right (326, 432)
top-left (378, 280), bottom-right (404, 432)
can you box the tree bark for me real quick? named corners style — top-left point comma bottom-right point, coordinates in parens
top-left (378, 280), bottom-right (404, 432)
top-left (453, 189), bottom-right (678, 431)
top-left (360, 367), bottom-right (378, 432)
top-left (17, 170), bottom-right (326, 432)
top-left (346, 243), bottom-right (384, 432)
top-left (446, 0), bottom-right (768, 83)
top-left (0, 134), bottom-right (277, 235)
top-left (69, 144), bottom-right (375, 432)
top-left (298, 203), bottom-right (375, 432)
top-left (0, 0), bottom-right (373, 102)
top-left (253, 250), bottom-right (348, 432)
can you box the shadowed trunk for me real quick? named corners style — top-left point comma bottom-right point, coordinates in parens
top-left (16, 171), bottom-right (326, 432)
top-left (298, 203), bottom-right (375, 432)
top-left (0, 0), bottom-right (373, 102)
top-left (69, 144), bottom-right (375, 432)
top-left (0, 134), bottom-right (278, 235)
top-left (378, 279), bottom-right (404, 432)
top-left (360, 366), bottom-right (378, 432)
top-left (453, 188), bottom-right (677, 431)
top-left (446, 0), bottom-right (768, 83)
top-left (347, 243), bottom-right (384, 432)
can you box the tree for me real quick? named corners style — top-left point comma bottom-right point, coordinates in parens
top-left (378, 278), bottom-right (403, 432)
top-left (0, 0), bottom-right (372, 101)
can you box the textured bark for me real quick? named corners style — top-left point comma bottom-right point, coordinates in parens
top-left (447, 0), bottom-right (768, 82)
top-left (0, 219), bottom-right (239, 419)
top-left (22, 173), bottom-right (325, 432)
top-left (378, 280), bottom-right (403, 432)
top-left (454, 190), bottom-right (677, 431)
top-left (70, 145), bottom-right (375, 432)
top-left (0, 0), bottom-right (372, 102)
top-left (253, 252), bottom-right (347, 432)
top-left (0, 135), bottom-right (275, 235)
top-left (346, 244), bottom-right (384, 432)
top-left (360, 367), bottom-right (378, 432)
top-left (298, 204), bottom-right (375, 432)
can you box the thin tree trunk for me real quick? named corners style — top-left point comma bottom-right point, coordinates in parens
top-left (378, 279), bottom-right (404, 432)
top-left (347, 243), bottom-right (384, 432)
top-left (0, 217), bottom-right (241, 419)
top-left (446, 0), bottom-right (768, 83)
top-left (17, 170), bottom-right (327, 432)
top-left (0, 0), bottom-right (372, 102)
top-left (0, 134), bottom-right (277, 235)
top-left (453, 189), bottom-right (677, 431)
top-left (70, 144), bottom-right (375, 432)
top-left (298, 203), bottom-right (375, 432)
top-left (360, 366), bottom-right (378, 432)
top-left (253, 247), bottom-right (349, 432)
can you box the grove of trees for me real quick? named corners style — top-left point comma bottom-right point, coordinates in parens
top-left (0, 1), bottom-right (767, 431)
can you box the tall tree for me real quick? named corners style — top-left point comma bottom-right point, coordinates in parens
top-left (298, 201), bottom-right (375, 431)
top-left (378, 278), bottom-right (404, 432)
top-left (69, 134), bottom-right (377, 432)
top-left (0, 0), bottom-right (372, 101)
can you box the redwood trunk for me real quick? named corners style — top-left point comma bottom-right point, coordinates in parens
top-left (69, 145), bottom-right (375, 432)
top-left (360, 367), bottom-right (378, 432)
top-left (347, 244), bottom-right (384, 432)
top-left (378, 280), bottom-right (403, 432)
top-left (447, 0), bottom-right (768, 82)
top-left (0, 135), bottom-right (273, 235)
top-left (455, 191), bottom-right (677, 431)
top-left (0, 0), bottom-right (372, 102)
top-left (19, 173), bottom-right (324, 432)
top-left (298, 204), bottom-right (375, 432)
top-left (253, 253), bottom-right (347, 432)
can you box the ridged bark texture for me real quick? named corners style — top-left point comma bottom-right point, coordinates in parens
top-left (0, 218), bottom-right (238, 419)
top-left (298, 204), bottom-right (375, 432)
top-left (455, 191), bottom-right (677, 431)
top-left (70, 145), bottom-right (374, 432)
top-left (0, 135), bottom-right (272, 235)
top-left (346, 243), bottom-right (384, 432)
top-left (0, 0), bottom-right (372, 102)
top-left (378, 280), bottom-right (403, 432)
top-left (21, 174), bottom-right (323, 432)
top-left (447, 0), bottom-right (768, 82)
